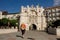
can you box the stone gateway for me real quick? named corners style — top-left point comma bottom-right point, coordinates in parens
top-left (19, 5), bottom-right (46, 30)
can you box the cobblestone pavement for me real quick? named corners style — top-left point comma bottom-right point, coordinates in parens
top-left (0, 30), bottom-right (57, 40)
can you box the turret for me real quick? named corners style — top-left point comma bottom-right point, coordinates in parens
top-left (21, 6), bottom-right (24, 13)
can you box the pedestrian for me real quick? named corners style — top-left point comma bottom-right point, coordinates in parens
top-left (20, 23), bottom-right (26, 38)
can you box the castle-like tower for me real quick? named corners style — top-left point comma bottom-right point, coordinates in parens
top-left (20, 5), bottom-right (46, 30)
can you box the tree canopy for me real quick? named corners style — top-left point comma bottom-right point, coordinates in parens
top-left (53, 20), bottom-right (60, 28)
top-left (2, 18), bottom-right (9, 26)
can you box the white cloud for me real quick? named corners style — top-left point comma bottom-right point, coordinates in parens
top-left (54, 0), bottom-right (60, 6)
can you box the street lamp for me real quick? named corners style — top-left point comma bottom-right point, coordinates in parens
top-left (16, 15), bottom-right (20, 31)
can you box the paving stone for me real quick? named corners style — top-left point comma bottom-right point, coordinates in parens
top-left (0, 30), bottom-right (57, 40)
top-left (7, 38), bottom-right (16, 40)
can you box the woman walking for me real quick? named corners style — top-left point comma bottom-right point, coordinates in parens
top-left (20, 23), bottom-right (26, 38)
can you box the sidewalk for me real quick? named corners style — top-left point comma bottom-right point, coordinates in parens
top-left (0, 29), bottom-right (17, 34)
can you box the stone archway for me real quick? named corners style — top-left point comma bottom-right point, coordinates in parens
top-left (29, 24), bottom-right (37, 30)
top-left (32, 24), bottom-right (37, 30)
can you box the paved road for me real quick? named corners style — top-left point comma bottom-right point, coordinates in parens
top-left (0, 30), bottom-right (57, 40)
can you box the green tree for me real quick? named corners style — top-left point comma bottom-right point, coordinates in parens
top-left (10, 19), bottom-right (18, 28)
top-left (0, 19), bottom-right (2, 26)
top-left (53, 20), bottom-right (60, 28)
top-left (0, 19), bottom-right (2, 28)
top-left (48, 21), bottom-right (54, 27)
top-left (2, 18), bottom-right (9, 28)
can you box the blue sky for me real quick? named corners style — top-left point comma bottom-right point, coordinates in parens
top-left (0, 0), bottom-right (55, 13)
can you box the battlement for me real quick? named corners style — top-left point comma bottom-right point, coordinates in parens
top-left (21, 5), bottom-right (44, 13)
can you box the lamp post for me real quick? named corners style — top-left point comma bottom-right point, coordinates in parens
top-left (16, 15), bottom-right (20, 31)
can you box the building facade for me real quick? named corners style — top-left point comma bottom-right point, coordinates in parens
top-left (0, 11), bottom-right (19, 20)
top-left (45, 6), bottom-right (60, 27)
top-left (0, 11), bottom-right (2, 19)
top-left (0, 5), bottom-right (60, 30)
top-left (20, 5), bottom-right (47, 30)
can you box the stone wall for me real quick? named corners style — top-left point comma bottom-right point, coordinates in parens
top-left (56, 28), bottom-right (60, 38)
top-left (48, 27), bottom-right (56, 35)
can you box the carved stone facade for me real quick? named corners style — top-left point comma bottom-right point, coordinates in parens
top-left (20, 5), bottom-right (46, 30)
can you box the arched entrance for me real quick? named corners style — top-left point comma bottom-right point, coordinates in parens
top-left (29, 24), bottom-right (37, 30)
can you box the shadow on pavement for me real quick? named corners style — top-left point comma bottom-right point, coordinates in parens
top-left (27, 37), bottom-right (35, 40)
top-left (57, 38), bottom-right (60, 40)
top-left (16, 35), bottom-right (23, 38)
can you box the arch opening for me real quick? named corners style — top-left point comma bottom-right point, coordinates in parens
top-left (29, 24), bottom-right (37, 30)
